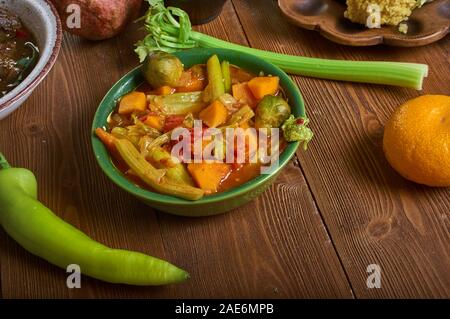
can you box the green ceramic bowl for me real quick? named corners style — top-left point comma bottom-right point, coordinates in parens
top-left (92, 48), bottom-right (305, 216)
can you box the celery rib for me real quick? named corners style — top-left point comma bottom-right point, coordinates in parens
top-left (192, 32), bottom-right (427, 90)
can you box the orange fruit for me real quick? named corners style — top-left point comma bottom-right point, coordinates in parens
top-left (383, 95), bottom-right (450, 187)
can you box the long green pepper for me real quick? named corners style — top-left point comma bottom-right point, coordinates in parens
top-left (0, 153), bottom-right (188, 285)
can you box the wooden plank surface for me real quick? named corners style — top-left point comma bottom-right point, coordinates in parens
top-left (231, 0), bottom-right (449, 298)
top-left (0, 1), bottom-right (353, 298)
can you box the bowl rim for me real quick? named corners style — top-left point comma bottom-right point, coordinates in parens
top-left (91, 48), bottom-right (305, 206)
top-left (0, 0), bottom-right (62, 112)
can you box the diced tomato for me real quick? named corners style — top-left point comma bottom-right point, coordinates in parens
top-left (163, 115), bottom-right (185, 132)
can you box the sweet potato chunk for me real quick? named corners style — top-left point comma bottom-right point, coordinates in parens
top-left (118, 91), bottom-right (147, 115)
top-left (199, 100), bottom-right (228, 128)
top-left (232, 82), bottom-right (258, 108)
top-left (144, 115), bottom-right (164, 131)
top-left (187, 163), bottom-right (231, 193)
top-left (247, 76), bottom-right (279, 100)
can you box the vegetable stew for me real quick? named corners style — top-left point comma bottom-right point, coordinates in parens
top-left (0, 8), bottom-right (39, 98)
top-left (96, 53), bottom-right (312, 200)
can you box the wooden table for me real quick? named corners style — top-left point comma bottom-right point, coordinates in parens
top-left (0, 0), bottom-right (449, 298)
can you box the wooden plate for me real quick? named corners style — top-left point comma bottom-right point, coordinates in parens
top-left (278, 0), bottom-right (450, 46)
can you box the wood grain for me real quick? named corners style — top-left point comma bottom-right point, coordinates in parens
top-left (231, 0), bottom-right (449, 298)
top-left (0, 1), bottom-right (352, 298)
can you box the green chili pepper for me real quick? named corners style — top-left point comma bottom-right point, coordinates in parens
top-left (0, 153), bottom-right (189, 286)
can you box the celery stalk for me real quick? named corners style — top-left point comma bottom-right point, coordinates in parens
top-left (148, 91), bottom-right (205, 115)
top-left (193, 32), bottom-right (428, 90)
top-left (221, 60), bottom-right (231, 93)
top-left (206, 55), bottom-right (225, 101)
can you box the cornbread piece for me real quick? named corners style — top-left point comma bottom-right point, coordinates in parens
top-left (398, 22), bottom-right (409, 34)
top-left (344, 0), bottom-right (420, 27)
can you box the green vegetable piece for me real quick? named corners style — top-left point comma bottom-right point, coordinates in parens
top-left (149, 147), bottom-right (194, 186)
top-left (148, 91), bottom-right (205, 115)
top-left (206, 54), bottom-right (225, 102)
top-left (132, 114), bottom-right (162, 138)
top-left (143, 51), bottom-right (183, 88)
top-left (115, 139), bottom-right (204, 200)
top-left (255, 95), bottom-right (291, 129)
top-left (225, 105), bottom-right (255, 127)
top-left (111, 127), bottom-right (129, 140)
top-left (281, 115), bottom-right (314, 150)
top-left (10, 42), bottom-right (39, 87)
top-left (0, 153), bottom-right (189, 285)
top-left (145, 130), bottom-right (172, 150)
top-left (221, 60), bottom-right (231, 94)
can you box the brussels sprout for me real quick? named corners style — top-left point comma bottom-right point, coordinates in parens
top-left (255, 95), bottom-right (291, 129)
top-left (142, 52), bottom-right (183, 88)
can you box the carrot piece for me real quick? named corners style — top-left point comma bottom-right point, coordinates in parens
top-left (232, 82), bottom-right (258, 108)
top-left (95, 128), bottom-right (115, 149)
top-left (199, 100), bottom-right (228, 128)
top-left (247, 76), bottom-right (279, 100)
top-left (144, 115), bottom-right (164, 131)
top-left (118, 91), bottom-right (147, 115)
top-left (95, 127), bottom-right (123, 162)
top-left (187, 163), bottom-right (231, 193)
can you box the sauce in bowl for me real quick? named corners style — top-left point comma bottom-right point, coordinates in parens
top-left (0, 8), bottom-right (39, 98)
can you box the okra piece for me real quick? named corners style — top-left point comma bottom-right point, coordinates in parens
top-left (115, 139), bottom-right (204, 200)
top-left (145, 131), bottom-right (172, 150)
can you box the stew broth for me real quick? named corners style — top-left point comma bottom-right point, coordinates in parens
top-left (0, 8), bottom-right (39, 98)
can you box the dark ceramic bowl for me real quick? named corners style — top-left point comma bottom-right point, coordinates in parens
top-left (92, 48), bottom-right (305, 216)
top-left (165, 0), bottom-right (227, 25)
